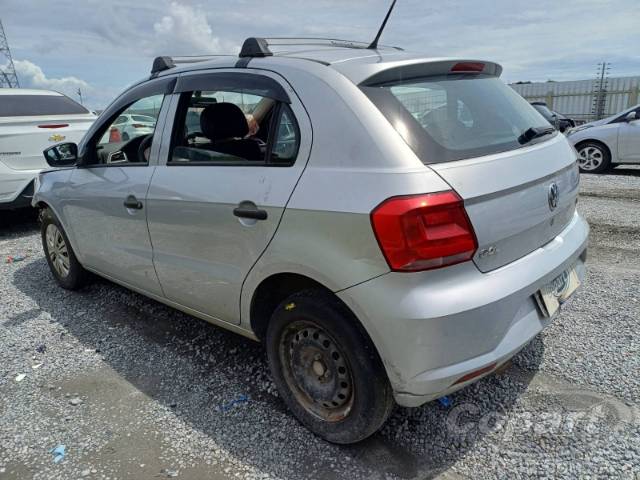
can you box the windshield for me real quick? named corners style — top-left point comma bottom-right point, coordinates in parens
top-left (0, 94), bottom-right (89, 117)
top-left (532, 104), bottom-right (555, 121)
top-left (362, 75), bottom-right (552, 163)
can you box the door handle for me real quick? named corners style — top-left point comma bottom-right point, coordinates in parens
top-left (123, 195), bottom-right (143, 210)
top-left (233, 203), bottom-right (267, 220)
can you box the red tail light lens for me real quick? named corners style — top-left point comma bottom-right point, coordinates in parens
top-left (371, 191), bottom-right (478, 272)
top-left (450, 62), bottom-right (485, 73)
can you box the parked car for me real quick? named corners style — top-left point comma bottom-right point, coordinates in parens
top-left (531, 102), bottom-right (575, 133)
top-left (568, 104), bottom-right (640, 173)
top-left (33, 38), bottom-right (588, 444)
top-left (113, 113), bottom-right (156, 141)
top-left (0, 88), bottom-right (95, 209)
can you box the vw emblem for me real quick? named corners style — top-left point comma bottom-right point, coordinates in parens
top-left (548, 183), bottom-right (559, 211)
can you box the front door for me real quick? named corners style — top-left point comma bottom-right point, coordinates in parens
top-left (147, 70), bottom-right (311, 324)
top-left (618, 108), bottom-right (640, 162)
top-left (63, 93), bottom-right (168, 295)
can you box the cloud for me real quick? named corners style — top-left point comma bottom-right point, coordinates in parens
top-left (13, 60), bottom-right (89, 94)
top-left (149, 2), bottom-right (238, 55)
top-left (11, 59), bottom-right (121, 110)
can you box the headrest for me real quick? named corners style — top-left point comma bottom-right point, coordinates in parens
top-left (200, 102), bottom-right (249, 140)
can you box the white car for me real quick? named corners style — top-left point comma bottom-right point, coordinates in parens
top-left (0, 88), bottom-right (96, 209)
top-left (568, 104), bottom-right (640, 173)
top-left (113, 113), bottom-right (156, 141)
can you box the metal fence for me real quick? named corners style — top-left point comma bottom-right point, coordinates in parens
top-left (510, 76), bottom-right (640, 124)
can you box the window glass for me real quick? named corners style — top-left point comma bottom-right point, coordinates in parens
top-left (363, 75), bottom-right (552, 163)
top-left (0, 94), bottom-right (89, 117)
top-left (272, 106), bottom-right (300, 163)
top-left (170, 90), bottom-right (299, 166)
top-left (91, 94), bottom-right (164, 165)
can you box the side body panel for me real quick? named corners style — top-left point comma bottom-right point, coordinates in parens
top-left (617, 117), bottom-right (640, 161)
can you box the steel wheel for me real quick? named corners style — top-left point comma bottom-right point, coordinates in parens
top-left (45, 224), bottom-right (70, 278)
top-left (279, 320), bottom-right (354, 423)
top-left (578, 145), bottom-right (604, 171)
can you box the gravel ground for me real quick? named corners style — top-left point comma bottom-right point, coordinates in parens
top-left (1, 168), bottom-right (639, 480)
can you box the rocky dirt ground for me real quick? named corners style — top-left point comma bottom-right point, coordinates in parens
top-left (1, 168), bottom-right (639, 480)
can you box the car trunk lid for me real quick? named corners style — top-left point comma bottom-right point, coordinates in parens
top-left (0, 114), bottom-right (95, 170)
top-left (430, 134), bottom-right (579, 272)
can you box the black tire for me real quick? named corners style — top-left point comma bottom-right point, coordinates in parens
top-left (576, 141), bottom-right (611, 174)
top-left (266, 289), bottom-right (394, 444)
top-left (40, 208), bottom-right (89, 290)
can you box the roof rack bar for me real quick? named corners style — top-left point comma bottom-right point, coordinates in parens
top-left (150, 55), bottom-right (235, 75)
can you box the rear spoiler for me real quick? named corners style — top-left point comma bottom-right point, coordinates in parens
top-left (359, 60), bottom-right (503, 86)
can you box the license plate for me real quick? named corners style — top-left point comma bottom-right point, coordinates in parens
top-left (535, 266), bottom-right (581, 318)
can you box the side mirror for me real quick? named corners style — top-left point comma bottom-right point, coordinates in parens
top-left (624, 111), bottom-right (639, 122)
top-left (43, 142), bottom-right (78, 167)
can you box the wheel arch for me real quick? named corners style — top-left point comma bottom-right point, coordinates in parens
top-left (248, 272), bottom-right (383, 365)
top-left (575, 138), bottom-right (612, 159)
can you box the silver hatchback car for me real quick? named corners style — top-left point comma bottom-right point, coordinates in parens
top-left (34, 37), bottom-right (588, 444)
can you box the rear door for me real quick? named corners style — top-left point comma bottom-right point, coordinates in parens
top-left (63, 91), bottom-right (169, 295)
top-left (147, 69), bottom-right (311, 324)
top-left (361, 65), bottom-right (579, 272)
top-left (617, 107), bottom-right (640, 161)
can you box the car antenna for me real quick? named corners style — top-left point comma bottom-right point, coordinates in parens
top-left (367, 0), bottom-right (398, 50)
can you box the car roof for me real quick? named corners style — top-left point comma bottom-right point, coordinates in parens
top-left (155, 45), bottom-right (502, 86)
top-left (0, 88), bottom-right (64, 96)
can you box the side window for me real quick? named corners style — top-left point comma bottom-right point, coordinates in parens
top-left (272, 105), bottom-right (300, 164)
top-left (91, 94), bottom-right (164, 166)
top-left (169, 89), bottom-right (300, 166)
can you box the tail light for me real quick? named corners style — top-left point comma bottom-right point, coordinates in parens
top-left (370, 191), bottom-right (477, 272)
top-left (450, 62), bottom-right (485, 73)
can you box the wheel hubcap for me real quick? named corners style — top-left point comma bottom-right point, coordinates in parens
top-left (46, 224), bottom-right (70, 278)
top-left (578, 146), bottom-right (604, 171)
top-left (279, 321), bottom-right (354, 422)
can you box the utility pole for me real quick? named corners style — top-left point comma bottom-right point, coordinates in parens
top-left (591, 61), bottom-right (611, 121)
top-left (0, 19), bottom-right (20, 88)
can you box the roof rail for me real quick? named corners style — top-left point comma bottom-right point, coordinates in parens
top-left (150, 55), bottom-right (235, 75)
top-left (238, 37), bottom-right (403, 58)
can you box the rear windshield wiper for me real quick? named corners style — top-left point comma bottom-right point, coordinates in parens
top-left (518, 126), bottom-right (555, 145)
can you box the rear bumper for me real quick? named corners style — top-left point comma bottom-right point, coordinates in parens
top-left (0, 161), bottom-right (40, 209)
top-left (338, 211), bottom-right (589, 407)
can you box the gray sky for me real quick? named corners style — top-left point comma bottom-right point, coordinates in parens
top-left (2, 0), bottom-right (639, 109)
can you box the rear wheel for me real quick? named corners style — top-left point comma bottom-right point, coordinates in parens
top-left (576, 141), bottom-right (611, 173)
top-left (41, 208), bottom-right (89, 290)
top-left (266, 289), bottom-right (394, 444)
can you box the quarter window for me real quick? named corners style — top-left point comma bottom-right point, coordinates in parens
top-left (169, 89), bottom-right (300, 166)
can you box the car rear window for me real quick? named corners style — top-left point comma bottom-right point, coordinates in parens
top-left (0, 94), bottom-right (89, 117)
top-left (361, 75), bottom-right (552, 163)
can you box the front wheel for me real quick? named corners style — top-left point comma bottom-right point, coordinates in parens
top-left (266, 290), bottom-right (395, 444)
top-left (577, 142), bottom-right (611, 173)
top-left (41, 208), bottom-right (89, 290)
